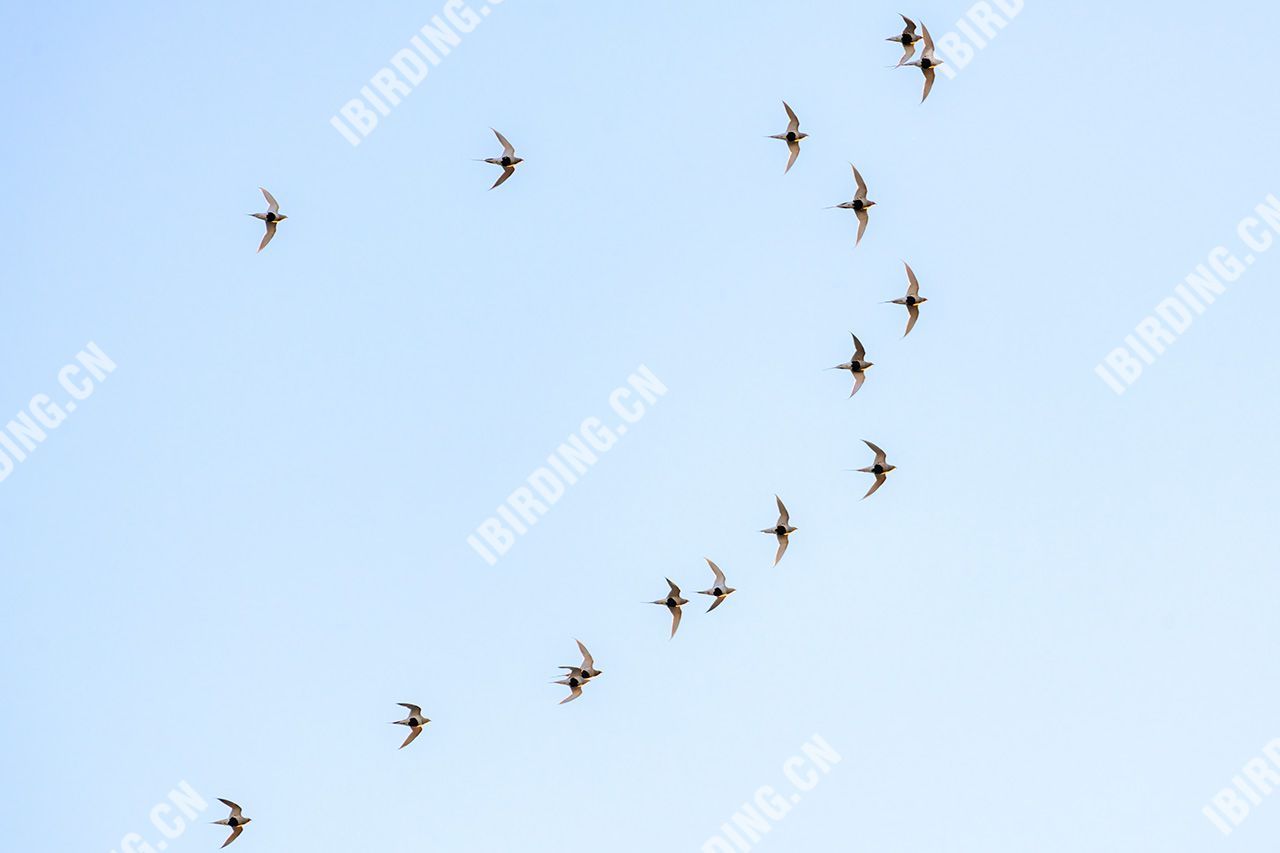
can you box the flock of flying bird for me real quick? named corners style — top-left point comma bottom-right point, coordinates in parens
top-left (225, 14), bottom-right (943, 847)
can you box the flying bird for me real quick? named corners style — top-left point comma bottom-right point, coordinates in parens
top-left (249, 187), bottom-right (287, 253)
top-left (481, 128), bottom-right (523, 189)
top-left (760, 495), bottom-right (797, 566)
top-left (555, 675), bottom-right (586, 704)
top-left (827, 165), bottom-right (877, 247)
top-left (391, 702), bottom-right (430, 749)
top-left (886, 261), bottom-right (929, 337)
top-left (768, 101), bottom-right (809, 173)
top-left (887, 14), bottom-right (924, 66)
top-left (829, 333), bottom-right (875, 397)
top-left (211, 799), bottom-right (251, 848)
top-left (555, 640), bottom-right (600, 704)
top-left (650, 578), bottom-right (689, 638)
top-left (698, 558), bottom-right (737, 612)
top-left (854, 440), bottom-right (897, 500)
top-left (904, 23), bottom-right (944, 102)
top-left (557, 639), bottom-right (602, 682)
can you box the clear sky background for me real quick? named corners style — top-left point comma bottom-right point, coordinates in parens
top-left (3, 2), bottom-right (1280, 851)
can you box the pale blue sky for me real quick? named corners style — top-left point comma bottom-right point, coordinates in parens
top-left (3, 2), bottom-right (1280, 851)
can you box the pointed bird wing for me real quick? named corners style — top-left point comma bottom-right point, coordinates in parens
top-left (490, 165), bottom-right (516, 190)
top-left (785, 139), bottom-right (800, 173)
top-left (850, 372), bottom-right (866, 398)
top-left (783, 101), bottom-right (800, 133)
top-left (921, 66), bottom-right (936, 103)
top-left (257, 221), bottom-right (276, 253)
top-left (773, 535), bottom-right (789, 566)
top-left (863, 473), bottom-right (888, 500)
top-left (904, 303), bottom-right (920, 337)
top-left (398, 703), bottom-right (422, 716)
top-left (670, 605), bottom-right (682, 638)
top-left (855, 208), bottom-right (869, 246)
top-left (492, 128), bottom-right (515, 157)
top-left (665, 577), bottom-right (681, 596)
top-left (897, 41), bottom-right (917, 66)
top-left (218, 799), bottom-right (243, 818)
top-left (706, 594), bottom-right (726, 613)
top-left (400, 726), bottom-right (423, 749)
top-left (559, 682), bottom-right (583, 704)
top-left (863, 439), bottom-right (888, 465)
top-left (575, 639), bottom-right (594, 671)
top-left (775, 495), bottom-right (790, 525)
top-left (851, 333), bottom-right (866, 361)
top-left (706, 558), bottom-right (726, 587)
top-left (259, 187), bottom-right (279, 214)
top-left (852, 164), bottom-right (868, 200)
top-left (221, 825), bottom-right (244, 848)
top-left (904, 262), bottom-right (920, 296)
top-left (901, 13), bottom-right (918, 34)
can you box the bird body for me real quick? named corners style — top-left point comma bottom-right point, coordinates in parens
top-left (830, 333), bottom-right (874, 397)
top-left (854, 440), bottom-right (896, 499)
top-left (482, 128), bottom-right (523, 189)
top-left (391, 702), bottom-right (430, 749)
top-left (555, 640), bottom-right (601, 703)
top-left (886, 262), bottom-right (929, 337)
top-left (697, 558), bottom-right (737, 612)
top-left (650, 578), bottom-right (689, 638)
top-left (212, 799), bottom-right (251, 848)
top-left (249, 187), bottom-right (286, 252)
top-left (828, 164), bottom-right (876, 246)
top-left (557, 639), bottom-right (603, 682)
top-left (903, 23), bottom-right (944, 102)
top-left (760, 495), bottom-right (797, 566)
top-left (887, 14), bottom-right (924, 66)
top-left (768, 101), bottom-right (809, 173)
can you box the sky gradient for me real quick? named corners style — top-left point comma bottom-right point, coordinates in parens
top-left (3, 2), bottom-right (1280, 851)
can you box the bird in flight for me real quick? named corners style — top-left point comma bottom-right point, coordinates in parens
top-left (886, 261), bottom-right (929, 337)
top-left (854, 440), bottom-right (897, 500)
top-left (249, 187), bottom-right (287, 253)
top-left (828, 165), bottom-right (877, 247)
top-left (886, 14), bottom-right (924, 67)
top-left (830, 333), bottom-right (874, 397)
top-left (768, 101), bottom-right (809, 173)
top-left (481, 128), bottom-right (523, 189)
top-left (558, 639), bottom-right (603, 682)
top-left (761, 495), bottom-right (797, 566)
top-left (698, 558), bottom-right (737, 612)
top-left (555, 639), bottom-right (600, 704)
top-left (211, 799), bottom-right (251, 848)
top-left (554, 674), bottom-right (588, 704)
top-left (391, 702), bottom-right (430, 749)
top-left (650, 578), bottom-right (689, 638)
top-left (903, 23), bottom-right (944, 102)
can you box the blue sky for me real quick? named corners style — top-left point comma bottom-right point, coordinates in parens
top-left (3, 1), bottom-right (1280, 850)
